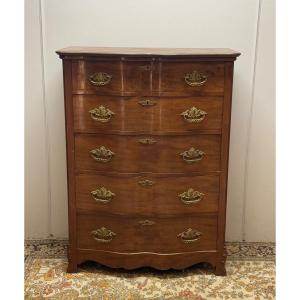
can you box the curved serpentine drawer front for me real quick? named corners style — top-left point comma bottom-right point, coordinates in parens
top-left (77, 213), bottom-right (218, 253)
top-left (75, 174), bottom-right (220, 215)
top-left (75, 134), bottom-right (221, 173)
top-left (73, 95), bottom-right (223, 133)
top-left (71, 60), bottom-right (224, 96)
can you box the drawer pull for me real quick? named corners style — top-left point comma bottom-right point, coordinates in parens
top-left (184, 71), bottom-right (207, 86)
top-left (177, 228), bottom-right (202, 243)
top-left (138, 220), bottom-right (155, 226)
top-left (138, 137), bottom-right (157, 145)
top-left (91, 187), bottom-right (115, 203)
top-left (90, 146), bottom-right (114, 163)
top-left (91, 227), bottom-right (116, 243)
top-left (180, 147), bottom-right (205, 164)
top-left (181, 107), bottom-right (207, 123)
top-left (138, 179), bottom-right (155, 187)
top-left (138, 99), bottom-right (156, 106)
top-left (89, 72), bottom-right (112, 86)
top-left (178, 188), bottom-right (204, 204)
top-left (89, 105), bottom-right (115, 122)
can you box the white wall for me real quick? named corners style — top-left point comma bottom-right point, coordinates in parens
top-left (243, 0), bottom-right (275, 241)
top-left (25, 0), bottom-right (275, 241)
top-left (25, 0), bottom-right (50, 237)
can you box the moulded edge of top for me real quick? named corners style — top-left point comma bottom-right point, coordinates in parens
top-left (56, 47), bottom-right (241, 60)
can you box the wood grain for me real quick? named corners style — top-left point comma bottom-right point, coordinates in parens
top-left (215, 62), bottom-right (235, 276)
top-left (76, 174), bottom-right (220, 215)
top-left (72, 60), bottom-right (225, 96)
top-left (73, 95), bottom-right (223, 133)
top-left (76, 249), bottom-right (219, 270)
top-left (72, 60), bottom-right (151, 95)
top-left (77, 213), bottom-right (218, 253)
top-left (75, 134), bottom-right (221, 173)
top-left (157, 62), bottom-right (224, 96)
top-left (62, 60), bottom-right (78, 273)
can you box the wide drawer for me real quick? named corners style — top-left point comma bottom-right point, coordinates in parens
top-left (77, 213), bottom-right (218, 253)
top-left (158, 62), bottom-right (224, 96)
top-left (75, 134), bottom-right (221, 173)
top-left (76, 174), bottom-right (219, 215)
top-left (73, 95), bottom-right (223, 133)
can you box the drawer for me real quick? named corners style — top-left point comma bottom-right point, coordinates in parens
top-left (75, 134), bottom-right (221, 173)
top-left (76, 174), bottom-right (219, 215)
top-left (73, 95), bottom-right (223, 133)
top-left (72, 60), bottom-right (151, 95)
top-left (77, 213), bottom-right (218, 253)
top-left (158, 62), bottom-right (224, 96)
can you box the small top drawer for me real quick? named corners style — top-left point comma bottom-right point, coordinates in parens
top-left (72, 60), bottom-right (152, 95)
top-left (157, 62), bottom-right (224, 96)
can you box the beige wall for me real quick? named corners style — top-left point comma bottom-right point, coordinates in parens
top-left (25, 0), bottom-right (275, 241)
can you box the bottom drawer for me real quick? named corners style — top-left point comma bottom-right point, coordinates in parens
top-left (77, 213), bottom-right (217, 253)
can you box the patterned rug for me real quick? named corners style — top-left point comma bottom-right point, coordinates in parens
top-left (25, 240), bottom-right (275, 299)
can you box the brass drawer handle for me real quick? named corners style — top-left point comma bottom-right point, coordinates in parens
top-left (184, 71), bottom-right (207, 86)
top-left (138, 220), bottom-right (155, 226)
top-left (178, 188), bottom-right (204, 204)
top-left (138, 99), bottom-right (156, 106)
top-left (180, 147), bottom-right (205, 164)
top-left (89, 105), bottom-right (115, 122)
top-left (181, 107), bottom-right (207, 123)
top-left (91, 227), bottom-right (116, 243)
top-left (177, 228), bottom-right (202, 243)
top-left (138, 179), bottom-right (155, 187)
top-left (138, 137), bottom-right (157, 145)
top-left (89, 72), bottom-right (112, 86)
top-left (91, 187), bottom-right (115, 203)
top-left (90, 146), bottom-right (115, 163)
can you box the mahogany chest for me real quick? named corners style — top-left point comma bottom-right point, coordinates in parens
top-left (57, 47), bottom-right (240, 275)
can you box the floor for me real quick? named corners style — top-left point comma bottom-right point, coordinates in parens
top-left (25, 240), bottom-right (275, 299)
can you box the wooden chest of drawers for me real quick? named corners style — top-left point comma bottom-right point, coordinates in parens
top-left (57, 47), bottom-right (240, 275)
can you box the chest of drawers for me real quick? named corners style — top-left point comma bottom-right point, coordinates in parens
top-left (57, 47), bottom-right (240, 275)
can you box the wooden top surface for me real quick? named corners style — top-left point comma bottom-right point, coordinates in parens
top-left (56, 47), bottom-right (240, 58)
